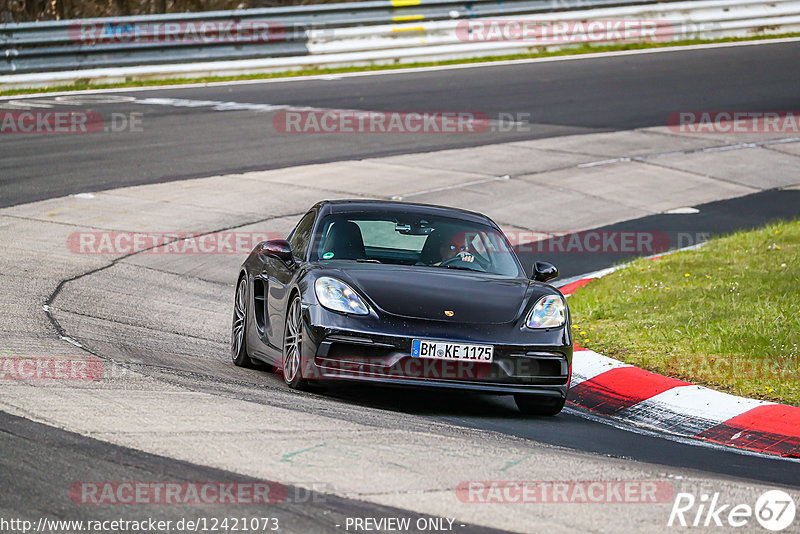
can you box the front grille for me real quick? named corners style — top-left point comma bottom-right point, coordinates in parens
top-left (501, 352), bottom-right (568, 378)
top-left (315, 336), bottom-right (569, 385)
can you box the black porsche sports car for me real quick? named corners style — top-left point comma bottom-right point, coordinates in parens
top-left (232, 200), bottom-right (572, 415)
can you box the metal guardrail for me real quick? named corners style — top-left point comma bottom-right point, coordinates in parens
top-left (307, 0), bottom-right (800, 55)
top-left (0, 0), bottom-right (668, 74)
top-left (0, 0), bottom-right (798, 84)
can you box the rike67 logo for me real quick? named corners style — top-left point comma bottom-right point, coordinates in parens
top-left (668, 490), bottom-right (796, 531)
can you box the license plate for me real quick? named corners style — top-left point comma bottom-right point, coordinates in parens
top-left (411, 339), bottom-right (494, 362)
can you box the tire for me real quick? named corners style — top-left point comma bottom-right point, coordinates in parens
top-left (231, 276), bottom-right (254, 368)
top-left (282, 294), bottom-right (309, 390)
top-left (514, 394), bottom-right (566, 416)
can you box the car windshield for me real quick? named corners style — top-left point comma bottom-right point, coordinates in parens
top-left (311, 212), bottom-right (525, 277)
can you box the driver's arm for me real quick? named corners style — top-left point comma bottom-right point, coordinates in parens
top-left (434, 251), bottom-right (474, 265)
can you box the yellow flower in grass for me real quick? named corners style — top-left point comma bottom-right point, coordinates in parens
top-left (684, 273), bottom-right (691, 277)
top-left (580, 331), bottom-right (586, 336)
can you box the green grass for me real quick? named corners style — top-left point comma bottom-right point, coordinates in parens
top-left (2, 32), bottom-right (800, 96)
top-left (568, 220), bottom-right (800, 406)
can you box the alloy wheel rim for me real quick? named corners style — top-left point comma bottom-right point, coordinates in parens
top-left (283, 297), bottom-right (302, 382)
top-left (231, 278), bottom-right (246, 361)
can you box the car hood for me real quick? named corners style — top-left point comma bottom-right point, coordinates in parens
top-left (329, 264), bottom-right (533, 324)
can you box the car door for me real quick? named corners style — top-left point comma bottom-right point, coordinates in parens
top-left (265, 210), bottom-right (317, 349)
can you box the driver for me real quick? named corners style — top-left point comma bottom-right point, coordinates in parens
top-left (431, 231), bottom-right (475, 266)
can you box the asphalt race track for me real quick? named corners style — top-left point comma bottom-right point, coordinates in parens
top-left (1, 40), bottom-right (799, 207)
top-left (0, 412), bottom-right (503, 534)
top-left (1, 40), bottom-right (800, 533)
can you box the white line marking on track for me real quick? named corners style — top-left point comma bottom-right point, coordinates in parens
top-left (578, 157), bottom-right (631, 167)
top-left (59, 335), bottom-right (84, 348)
top-left (576, 137), bottom-right (800, 168)
top-left (132, 97), bottom-right (297, 112)
top-left (664, 207), bottom-right (700, 214)
top-left (392, 174), bottom-right (510, 200)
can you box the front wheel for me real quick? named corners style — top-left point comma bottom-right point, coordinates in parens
top-left (282, 295), bottom-right (309, 390)
top-left (514, 394), bottom-right (565, 416)
top-left (231, 277), bottom-right (254, 368)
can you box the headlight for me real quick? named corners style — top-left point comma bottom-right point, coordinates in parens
top-left (314, 277), bottom-right (370, 315)
top-left (525, 295), bottom-right (566, 329)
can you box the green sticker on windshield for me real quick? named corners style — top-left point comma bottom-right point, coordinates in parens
top-left (322, 252), bottom-right (334, 259)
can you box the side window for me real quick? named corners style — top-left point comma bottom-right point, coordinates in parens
top-left (288, 211), bottom-right (316, 261)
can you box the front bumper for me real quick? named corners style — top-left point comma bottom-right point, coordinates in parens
top-left (300, 305), bottom-right (572, 397)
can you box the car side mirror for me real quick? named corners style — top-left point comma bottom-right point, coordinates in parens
top-left (257, 239), bottom-right (293, 263)
top-left (532, 261), bottom-right (559, 283)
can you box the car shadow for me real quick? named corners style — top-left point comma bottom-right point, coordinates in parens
top-left (310, 381), bottom-right (551, 419)
top-left (249, 360), bottom-right (566, 419)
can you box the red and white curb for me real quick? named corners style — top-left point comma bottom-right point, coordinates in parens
top-left (558, 248), bottom-right (800, 459)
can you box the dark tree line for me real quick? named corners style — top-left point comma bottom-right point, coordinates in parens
top-left (1, 0), bottom-right (353, 22)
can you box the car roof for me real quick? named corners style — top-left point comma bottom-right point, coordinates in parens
top-left (315, 199), bottom-right (497, 227)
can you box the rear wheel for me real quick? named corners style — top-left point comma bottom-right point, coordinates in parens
top-left (514, 394), bottom-right (565, 416)
top-left (231, 277), bottom-right (254, 368)
top-left (282, 295), bottom-right (309, 390)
